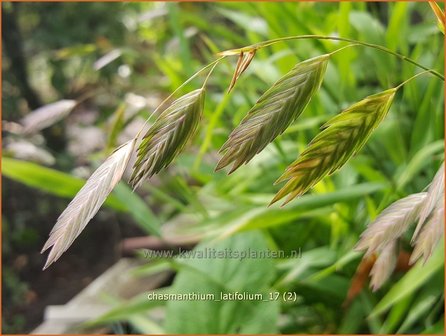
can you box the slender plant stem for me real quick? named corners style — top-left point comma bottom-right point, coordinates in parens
top-left (134, 56), bottom-right (226, 139)
top-left (219, 35), bottom-right (444, 81)
top-left (395, 70), bottom-right (432, 90)
top-left (202, 59), bottom-right (221, 87)
top-left (329, 43), bottom-right (360, 56)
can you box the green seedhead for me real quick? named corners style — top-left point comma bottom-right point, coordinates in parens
top-left (216, 54), bottom-right (329, 174)
top-left (130, 89), bottom-right (205, 189)
top-left (272, 88), bottom-right (397, 206)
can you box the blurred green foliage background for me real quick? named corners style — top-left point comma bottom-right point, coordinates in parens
top-left (2, 1), bottom-right (444, 334)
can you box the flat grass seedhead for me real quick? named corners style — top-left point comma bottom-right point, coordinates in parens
top-left (271, 88), bottom-right (396, 206)
top-left (410, 207), bottom-right (444, 265)
top-left (21, 99), bottom-right (77, 134)
top-left (41, 139), bottom-right (136, 269)
top-left (216, 54), bottom-right (330, 174)
top-left (412, 162), bottom-right (444, 240)
top-left (355, 192), bottom-right (427, 256)
top-left (130, 89), bottom-right (205, 189)
top-left (370, 241), bottom-right (397, 291)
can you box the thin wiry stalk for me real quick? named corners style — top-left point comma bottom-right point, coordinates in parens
top-left (219, 35), bottom-right (445, 81)
top-left (21, 100), bottom-right (77, 134)
top-left (410, 206), bottom-right (444, 264)
top-left (216, 54), bottom-right (329, 174)
top-left (41, 139), bottom-right (136, 270)
top-left (355, 192), bottom-right (427, 256)
top-left (134, 57), bottom-right (224, 141)
top-left (370, 241), bottom-right (397, 291)
top-left (130, 89), bottom-right (205, 189)
top-left (271, 88), bottom-right (396, 206)
top-left (413, 163), bottom-right (444, 240)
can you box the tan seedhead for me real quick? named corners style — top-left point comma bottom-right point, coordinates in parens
top-left (130, 89), bottom-right (205, 189)
top-left (355, 161), bottom-right (444, 289)
top-left (271, 88), bottom-right (396, 206)
top-left (410, 163), bottom-right (445, 264)
top-left (41, 139), bottom-right (136, 269)
top-left (216, 54), bottom-right (329, 174)
top-left (412, 162), bottom-right (444, 239)
top-left (410, 206), bottom-right (444, 265)
top-left (5, 140), bottom-right (56, 165)
top-left (21, 99), bottom-right (77, 134)
top-left (355, 192), bottom-right (427, 256)
top-left (228, 50), bottom-right (256, 92)
top-left (370, 241), bottom-right (397, 291)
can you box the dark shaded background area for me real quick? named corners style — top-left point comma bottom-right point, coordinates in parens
top-left (3, 3), bottom-right (144, 332)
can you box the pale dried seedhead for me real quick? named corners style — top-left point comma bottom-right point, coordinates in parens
top-left (370, 241), bottom-right (398, 292)
top-left (228, 50), bottom-right (256, 92)
top-left (410, 163), bottom-right (445, 264)
top-left (410, 206), bottom-right (444, 264)
top-left (413, 163), bottom-right (444, 239)
top-left (355, 162), bottom-right (444, 290)
top-left (21, 100), bottom-right (77, 134)
top-left (41, 139), bottom-right (136, 269)
top-left (355, 192), bottom-right (427, 256)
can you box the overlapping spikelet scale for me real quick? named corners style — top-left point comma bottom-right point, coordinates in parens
top-left (41, 139), bottom-right (136, 269)
top-left (412, 162), bottom-right (444, 239)
top-left (271, 88), bottom-right (396, 206)
top-left (410, 206), bottom-right (444, 264)
top-left (130, 89), bottom-right (205, 189)
top-left (410, 163), bottom-right (445, 264)
top-left (355, 192), bottom-right (427, 256)
top-left (370, 241), bottom-right (397, 291)
top-left (216, 54), bottom-right (330, 173)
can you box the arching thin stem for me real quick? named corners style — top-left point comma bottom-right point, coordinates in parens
top-left (395, 70), bottom-right (432, 90)
top-left (329, 43), bottom-right (360, 56)
top-left (219, 35), bottom-right (444, 81)
top-left (134, 56), bottom-right (226, 139)
top-left (202, 58), bottom-right (221, 88)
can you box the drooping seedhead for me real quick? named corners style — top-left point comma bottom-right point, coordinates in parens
top-left (354, 162), bottom-right (444, 290)
top-left (130, 89), bottom-right (205, 189)
top-left (271, 88), bottom-right (396, 206)
top-left (41, 139), bottom-right (136, 269)
top-left (21, 99), bottom-right (77, 134)
top-left (410, 162), bottom-right (445, 264)
top-left (355, 192), bottom-right (427, 256)
top-left (369, 241), bottom-right (398, 292)
top-left (216, 54), bottom-right (330, 174)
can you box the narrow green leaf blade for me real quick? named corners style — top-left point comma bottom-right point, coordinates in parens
top-left (2, 157), bottom-right (125, 211)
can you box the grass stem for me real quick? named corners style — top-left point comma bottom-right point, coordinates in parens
top-left (135, 56), bottom-right (226, 140)
top-left (219, 35), bottom-right (445, 81)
